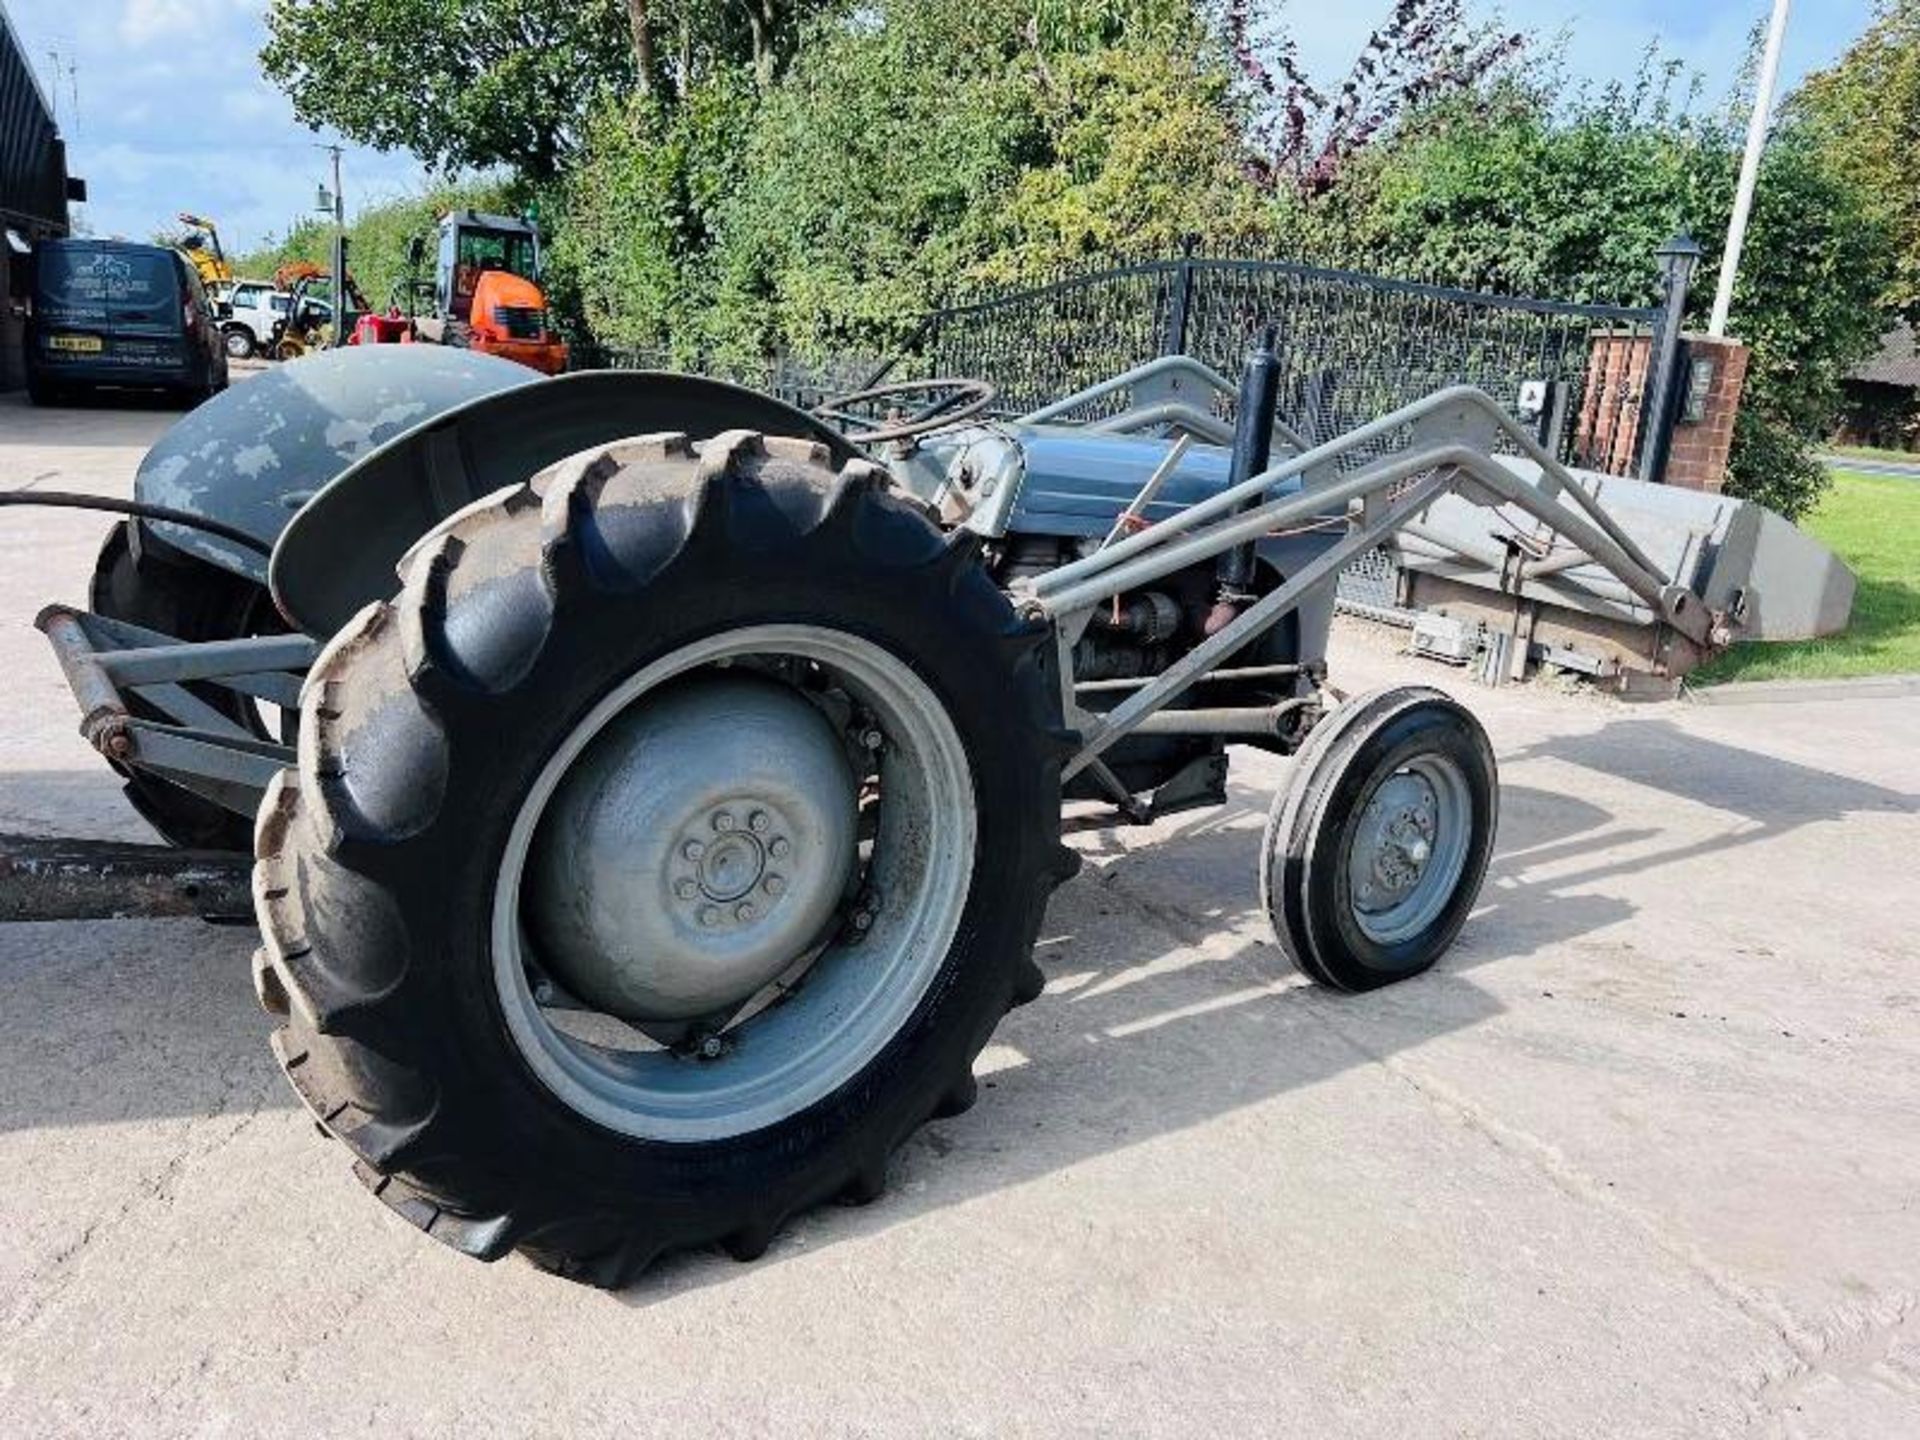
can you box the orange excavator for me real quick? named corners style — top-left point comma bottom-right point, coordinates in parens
top-left (372, 210), bottom-right (567, 374)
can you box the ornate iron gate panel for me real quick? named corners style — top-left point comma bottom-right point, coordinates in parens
top-left (580, 251), bottom-right (1684, 625)
top-left (919, 255), bottom-right (1666, 476)
top-left (912, 253), bottom-right (1672, 621)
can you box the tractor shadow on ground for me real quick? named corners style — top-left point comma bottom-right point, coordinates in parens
top-left (0, 767), bottom-right (270, 1138)
top-left (615, 784), bottom-right (1624, 1301)
top-left (623, 716), bottom-right (1920, 1301)
top-left (0, 912), bottom-right (268, 1138)
top-left (0, 767), bottom-right (165, 845)
top-left (1505, 717), bottom-right (1919, 885)
top-left (0, 716), bottom-right (1910, 1293)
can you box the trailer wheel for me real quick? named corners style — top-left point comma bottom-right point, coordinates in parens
top-left (254, 431), bottom-right (1076, 1285)
top-left (1261, 687), bottom-right (1497, 992)
top-left (89, 521), bottom-right (285, 851)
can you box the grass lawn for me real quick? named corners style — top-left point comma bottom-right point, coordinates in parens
top-left (1689, 469), bottom-right (1920, 685)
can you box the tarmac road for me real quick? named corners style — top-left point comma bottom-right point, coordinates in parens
top-left (3, 389), bottom-right (1919, 1437)
top-left (1820, 450), bottom-right (1920, 482)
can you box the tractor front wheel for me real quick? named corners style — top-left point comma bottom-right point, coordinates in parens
top-left (253, 430), bottom-right (1076, 1284)
top-left (1261, 686), bottom-right (1498, 992)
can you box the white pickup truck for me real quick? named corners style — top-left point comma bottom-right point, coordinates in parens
top-left (218, 280), bottom-right (293, 359)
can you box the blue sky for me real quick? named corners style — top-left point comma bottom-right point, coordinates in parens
top-left (6, 0), bottom-right (1881, 255)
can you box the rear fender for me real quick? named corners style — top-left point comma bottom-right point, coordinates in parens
top-left (133, 346), bottom-right (542, 586)
top-left (269, 369), bottom-right (859, 637)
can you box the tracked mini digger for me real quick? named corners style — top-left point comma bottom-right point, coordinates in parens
top-left (2, 340), bottom-right (1850, 1284)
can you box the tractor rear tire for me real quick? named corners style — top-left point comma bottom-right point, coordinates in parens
top-left (253, 430), bottom-right (1077, 1285)
top-left (1261, 686), bottom-right (1497, 992)
top-left (90, 521), bottom-right (284, 851)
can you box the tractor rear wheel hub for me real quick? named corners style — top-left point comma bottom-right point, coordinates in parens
top-left (526, 673), bottom-right (859, 1023)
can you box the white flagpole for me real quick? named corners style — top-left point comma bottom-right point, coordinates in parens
top-left (1710, 0), bottom-right (1793, 337)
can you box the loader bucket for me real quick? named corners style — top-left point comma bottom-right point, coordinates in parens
top-left (1388, 461), bottom-right (1856, 685)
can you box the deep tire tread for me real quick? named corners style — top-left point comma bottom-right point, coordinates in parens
top-left (255, 428), bottom-right (1068, 1284)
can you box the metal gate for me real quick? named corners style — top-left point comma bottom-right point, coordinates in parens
top-left (905, 248), bottom-right (1685, 619)
top-left (581, 247), bottom-right (1693, 621)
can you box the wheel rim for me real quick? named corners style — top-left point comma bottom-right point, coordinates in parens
top-left (225, 331), bottom-right (249, 358)
top-left (526, 672), bottom-right (861, 1023)
top-left (1345, 753), bottom-right (1473, 946)
top-left (492, 624), bottom-right (977, 1143)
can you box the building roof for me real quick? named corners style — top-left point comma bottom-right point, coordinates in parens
top-left (1852, 323), bottom-right (1920, 390)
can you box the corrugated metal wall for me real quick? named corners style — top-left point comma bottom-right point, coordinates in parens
top-left (0, 7), bottom-right (66, 230)
top-left (0, 4), bottom-right (71, 389)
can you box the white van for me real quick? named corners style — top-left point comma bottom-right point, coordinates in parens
top-left (219, 279), bottom-right (292, 359)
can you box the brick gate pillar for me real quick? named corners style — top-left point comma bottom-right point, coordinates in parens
top-left (1572, 330), bottom-right (1650, 475)
top-left (1661, 334), bottom-right (1751, 493)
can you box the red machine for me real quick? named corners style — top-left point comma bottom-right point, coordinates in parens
top-left (366, 210), bottom-right (569, 375)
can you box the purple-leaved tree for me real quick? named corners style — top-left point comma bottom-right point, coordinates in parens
top-left (1225, 0), bottom-right (1525, 196)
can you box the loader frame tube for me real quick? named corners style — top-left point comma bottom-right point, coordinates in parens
top-left (1024, 387), bottom-right (1720, 779)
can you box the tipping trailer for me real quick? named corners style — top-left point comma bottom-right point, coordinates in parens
top-left (0, 338), bottom-right (1851, 1284)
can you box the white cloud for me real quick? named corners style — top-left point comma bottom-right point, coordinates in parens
top-left (118, 0), bottom-right (205, 45)
top-left (221, 86), bottom-right (279, 124)
top-left (16, 0), bottom-right (430, 250)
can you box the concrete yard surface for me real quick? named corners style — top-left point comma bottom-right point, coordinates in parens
top-left (2, 390), bottom-right (1918, 1436)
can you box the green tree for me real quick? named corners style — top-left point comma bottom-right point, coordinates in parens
top-left (626, 0), bottom-right (839, 94)
top-left (1791, 0), bottom-right (1920, 315)
top-left (545, 71), bottom-right (762, 354)
top-left (694, 0), bottom-right (1253, 358)
top-left (262, 0), bottom-right (635, 177)
top-left (550, 0), bottom-right (1243, 360)
top-left (261, 0), bottom-right (828, 178)
top-left (1274, 67), bottom-right (1891, 517)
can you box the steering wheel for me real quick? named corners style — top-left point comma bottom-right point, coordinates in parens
top-left (812, 378), bottom-right (998, 446)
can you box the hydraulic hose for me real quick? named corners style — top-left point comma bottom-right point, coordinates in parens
top-left (0, 490), bottom-right (272, 557)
